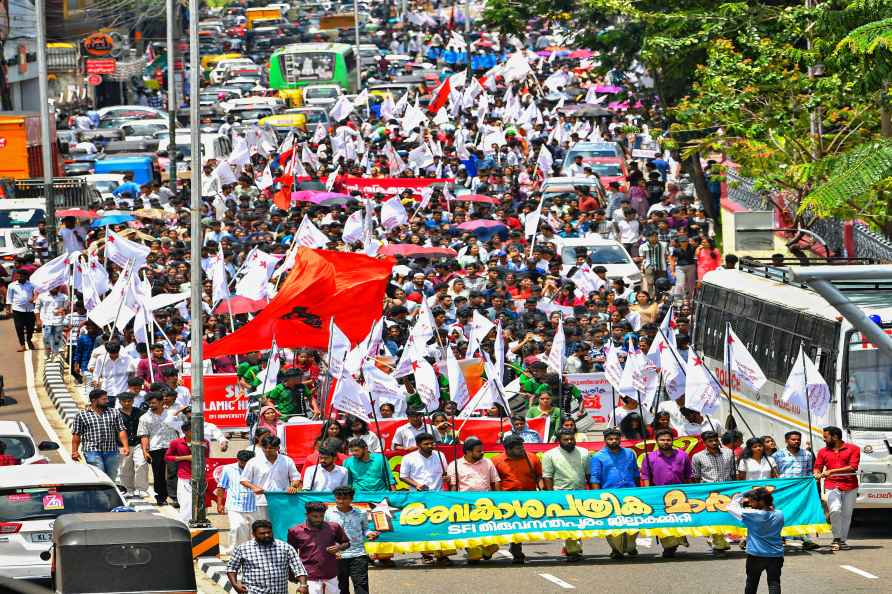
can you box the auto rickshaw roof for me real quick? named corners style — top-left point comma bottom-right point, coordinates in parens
top-left (54, 512), bottom-right (191, 546)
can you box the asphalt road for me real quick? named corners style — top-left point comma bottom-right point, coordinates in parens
top-left (363, 514), bottom-right (891, 593)
top-left (0, 321), bottom-right (67, 462)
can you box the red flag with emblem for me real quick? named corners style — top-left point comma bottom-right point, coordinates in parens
top-left (427, 77), bottom-right (451, 114)
top-left (203, 248), bottom-right (394, 357)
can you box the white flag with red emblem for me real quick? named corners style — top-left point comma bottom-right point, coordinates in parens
top-left (685, 348), bottom-right (721, 415)
top-left (646, 306), bottom-right (685, 399)
top-left (782, 345), bottom-right (831, 419)
top-left (546, 317), bottom-right (565, 376)
top-left (412, 356), bottom-right (441, 412)
top-left (105, 230), bottom-right (150, 269)
top-left (30, 253), bottom-right (71, 293)
top-left (330, 366), bottom-right (373, 422)
top-left (446, 346), bottom-right (470, 410)
top-left (295, 214), bottom-right (329, 248)
top-left (725, 323), bottom-right (767, 392)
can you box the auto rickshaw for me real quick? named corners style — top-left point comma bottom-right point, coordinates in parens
top-left (52, 513), bottom-right (196, 594)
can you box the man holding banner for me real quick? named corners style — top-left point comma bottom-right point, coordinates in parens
top-left (589, 428), bottom-right (641, 560)
top-left (493, 434), bottom-right (543, 564)
top-left (445, 437), bottom-right (501, 564)
top-left (542, 429), bottom-right (590, 562)
top-left (641, 428), bottom-right (693, 557)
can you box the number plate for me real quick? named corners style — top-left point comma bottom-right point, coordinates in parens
top-left (30, 532), bottom-right (52, 543)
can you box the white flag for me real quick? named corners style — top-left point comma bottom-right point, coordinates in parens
top-left (603, 342), bottom-right (624, 393)
top-left (725, 323), bottom-right (767, 392)
top-left (86, 254), bottom-right (109, 295)
top-left (493, 321), bottom-right (505, 385)
top-left (253, 340), bottom-right (281, 395)
top-left (782, 345), bottom-right (831, 419)
top-left (329, 95), bottom-right (354, 122)
top-left (408, 143), bottom-right (434, 170)
top-left (380, 197), bottom-right (408, 231)
top-left (410, 298), bottom-right (437, 345)
top-left (400, 103), bottom-right (428, 135)
top-left (524, 196), bottom-right (544, 238)
top-left (465, 310), bottom-right (495, 358)
top-left (412, 356), bottom-right (441, 412)
top-left (536, 145), bottom-right (554, 176)
top-left (330, 367), bottom-right (373, 422)
top-left (379, 94), bottom-right (396, 120)
top-left (325, 166), bottom-right (340, 192)
top-left (546, 317), bottom-right (565, 376)
top-left (327, 322), bottom-right (352, 379)
top-left (446, 347), bottom-right (470, 410)
top-left (342, 210), bottom-right (364, 244)
top-left (211, 247), bottom-right (230, 306)
top-left (685, 349), bottom-right (722, 415)
top-left (618, 340), bottom-right (648, 400)
top-left (646, 307), bottom-right (685, 399)
top-left (256, 163), bottom-right (274, 190)
top-left (105, 230), bottom-right (150, 269)
top-left (295, 214), bottom-right (329, 248)
top-left (352, 88), bottom-right (369, 107)
top-left (30, 253), bottom-right (71, 293)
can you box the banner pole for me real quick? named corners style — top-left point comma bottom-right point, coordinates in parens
top-left (802, 343), bottom-right (815, 453)
top-left (450, 412), bottom-right (460, 492)
top-left (367, 394), bottom-right (392, 490)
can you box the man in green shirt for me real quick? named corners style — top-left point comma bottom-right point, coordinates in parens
top-left (264, 369), bottom-right (312, 418)
top-left (345, 438), bottom-right (394, 491)
top-left (237, 351), bottom-right (262, 389)
top-left (542, 429), bottom-right (590, 562)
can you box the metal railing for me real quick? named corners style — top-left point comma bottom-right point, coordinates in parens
top-left (724, 170), bottom-right (892, 262)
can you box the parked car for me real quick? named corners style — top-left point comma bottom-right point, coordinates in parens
top-left (0, 464), bottom-right (125, 580)
top-left (0, 421), bottom-right (60, 465)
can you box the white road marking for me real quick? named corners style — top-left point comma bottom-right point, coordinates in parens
top-left (538, 573), bottom-right (575, 589)
top-left (24, 351), bottom-right (72, 463)
top-left (840, 565), bottom-right (879, 580)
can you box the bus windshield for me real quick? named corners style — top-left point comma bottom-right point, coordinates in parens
top-left (845, 328), bottom-right (892, 430)
top-left (282, 52), bottom-right (335, 84)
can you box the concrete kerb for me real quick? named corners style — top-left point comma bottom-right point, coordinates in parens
top-left (196, 557), bottom-right (233, 592)
top-left (42, 360), bottom-right (82, 430)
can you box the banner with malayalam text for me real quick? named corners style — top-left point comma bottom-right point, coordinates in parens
top-left (267, 478), bottom-right (829, 554)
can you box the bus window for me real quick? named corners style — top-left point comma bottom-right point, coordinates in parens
top-left (344, 49), bottom-right (356, 73)
top-left (282, 52), bottom-right (335, 84)
top-left (845, 329), bottom-right (892, 429)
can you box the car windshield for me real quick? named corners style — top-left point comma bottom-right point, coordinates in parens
top-left (0, 485), bottom-right (123, 521)
top-left (306, 87), bottom-right (339, 99)
top-left (845, 329), bottom-right (892, 430)
top-left (0, 208), bottom-right (45, 228)
top-left (569, 146), bottom-right (617, 159)
top-left (587, 162), bottom-right (623, 176)
top-left (233, 109), bottom-right (273, 120)
top-left (301, 111), bottom-right (326, 123)
top-left (561, 245), bottom-right (630, 265)
top-left (0, 436), bottom-right (35, 460)
top-left (92, 180), bottom-right (119, 193)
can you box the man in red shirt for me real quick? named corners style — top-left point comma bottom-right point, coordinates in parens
top-left (576, 186), bottom-right (599, 213)
top-left (814, 425), bottom-right (860, 551)
top-left (492, 435), bottom-right (542, 564)
top-left (287, 502), bottom-right (350, 594)
top-left (164, 421), bottom-right (209, 525)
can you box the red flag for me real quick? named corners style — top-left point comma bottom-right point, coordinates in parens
top-left (203, 249), bottom-right (394, 357)
top-left (427, 77), bottom-right (451, 114)
top-left (273, 187), bottom-right (292, 210)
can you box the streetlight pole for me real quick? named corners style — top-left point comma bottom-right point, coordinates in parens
top-left (353, 0), bottom-right (362, 94)
top-left (167, 0), bottom-right (178, 194)
top-left (36, 0), bottom-right (56, 257)
top-left (188, 0), bottom-right (207, 527)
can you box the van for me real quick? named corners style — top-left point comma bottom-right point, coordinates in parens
top-left (158, 132), bottom-right (233, 173)
top-left (0, 464), bottom-right (126, 580)
top-left (0, 198), bottom-right (46, 258)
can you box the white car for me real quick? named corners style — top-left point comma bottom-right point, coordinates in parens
top-left (209, 58), bottom-right (257, 85)
top-left (302, 84), bottom-right (342, 107)
top-left (0, 421), bottom-right (59, 465)
top-left (0, 464), bottom-right (125, 580)
top-left (558, 237), bottom-right (642, 287)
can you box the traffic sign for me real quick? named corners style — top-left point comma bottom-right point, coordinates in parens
top-left (85, 58), bottom-right (116, 75)
top-left (87, 74), bottom-right (103, 86)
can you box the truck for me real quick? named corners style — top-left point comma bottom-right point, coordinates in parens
top-left (0, 112), bottom-right (62, 180)
top-left (245, 7), bottom-right (283, 30)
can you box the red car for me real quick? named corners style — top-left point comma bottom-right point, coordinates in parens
top-left (584, 156), bottom-right (629, 189)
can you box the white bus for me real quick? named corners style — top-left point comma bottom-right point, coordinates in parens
top-left (693, 263), bottom-right (892, 509)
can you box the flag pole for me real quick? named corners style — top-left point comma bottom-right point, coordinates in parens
top-left (66, 257), bottom-right (76, 377)
top-left (724, 322), bottom-right (737, 428)
top-left (366, 392), bottom-right (392, 490)
top-left (449, 411), bottom-right (460, 492)
top-left (610, 386), bottom-right (617, 428)
top-left (108, 258), bottom-right (136, 340)
top-left (802, 343), bottom-right (815, 453)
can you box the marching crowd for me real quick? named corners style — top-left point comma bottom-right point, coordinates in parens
top-left (1, 3), bottom-right (867, 594)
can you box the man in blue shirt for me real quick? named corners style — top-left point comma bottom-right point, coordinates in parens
top-left (589, 428), bottom-right (640, 559)
top-left (215, 450), bottom-right (258, 555)
top-left (111, 172), bottom-right (141, 198)
top-left (726, 488), bottom-right (784, 594)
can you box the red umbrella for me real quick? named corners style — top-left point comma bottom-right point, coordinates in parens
top-left (213, 295), bottom-right (270, 315)
top-left (569, 49), bottom-right (594, 59)
top-left (57, 208), bottom-right (98, 219)
top-left (378, 244), bottom-right (458, 258)
top-left (451, 194), bottom-right (499, 204)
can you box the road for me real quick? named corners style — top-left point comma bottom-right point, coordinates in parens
top-left (363, 514), bottom-right (891, 593)
top-left (0, 322), bottom-right (67, 462)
